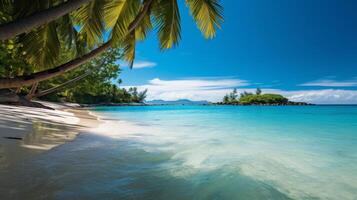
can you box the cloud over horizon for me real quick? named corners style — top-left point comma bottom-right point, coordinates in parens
top-left (121, 61), bottom-right (157, 69)
top-left (299, 78), bottom-right (357, 87)
top-left (281, 89), bottom-right (357, 104)
top-left (124, 77), bottom-right (249, 102)
top-left (124, 77), bottom-right (357, 104)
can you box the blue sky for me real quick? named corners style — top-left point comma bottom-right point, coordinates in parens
top-left (119, 0), bottom-right (357, 103)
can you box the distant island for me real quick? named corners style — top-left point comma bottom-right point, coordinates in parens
top-left (146, 99), bottom-right (210, 105)
top-left (216, 88), bottom-right (313, 106)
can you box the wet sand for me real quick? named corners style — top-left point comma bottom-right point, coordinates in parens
top-left (0, 102), bottom-right (100, 171)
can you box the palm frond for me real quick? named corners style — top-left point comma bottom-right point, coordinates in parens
top-left (57, 14), bottom-right (88, 58)
top-left (153, 0), bottom-right (181, 49)
top-left (20, 21), bottom-right (61, 69)
top-left (122, 32), bottom-right (136, 68)
top-left (73, 0), bottom-right (106, 47)
top-left (185, 0), bottom-right (223, 38)
top-left (135, 11), bottom-right (152, 41)
top-left (104, 0), bottom-right (141, 46)
top-left (0, 0), bottom-right (12, 9)
top-left (13, 0), bottom-right (64, 69)
top-left (73, 30), bottom-right (88, 57)
top-left (0, 0), bottom-right (13, 22)
top-left (58, 14), bottom-right (75, 48)
top-left (102, 0), bottom-right (123, 30)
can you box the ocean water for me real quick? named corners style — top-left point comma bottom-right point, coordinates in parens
top-left (1, 105), bottom-right (357, 199)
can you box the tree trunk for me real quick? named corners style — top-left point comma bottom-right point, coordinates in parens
top-left (128, 0), bottom-right (154, 33)
top-left (0, 0), bottom-right (154, 89)
top-left (0, 0), bottom-right (93, 40)
top-left (33, 71), bottom-right (91, 98)
top-left (26, 82), bottom-right (39, 100)
top-left (15, 87), bottom-right (21, 94)
top-left (0, 41), bottom-right (111, 89)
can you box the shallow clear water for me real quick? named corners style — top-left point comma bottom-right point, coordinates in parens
top-left (1, 105), bottom-right (357, 199)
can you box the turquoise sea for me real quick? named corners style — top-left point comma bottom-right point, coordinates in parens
top-left (2, 105), bottom-right (357, 199)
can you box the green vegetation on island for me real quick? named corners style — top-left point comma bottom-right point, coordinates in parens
top-left (220, 88), bottom-right (311, 105)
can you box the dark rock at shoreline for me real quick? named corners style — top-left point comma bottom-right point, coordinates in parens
top-left (286, 101), bottom-right (314, 106)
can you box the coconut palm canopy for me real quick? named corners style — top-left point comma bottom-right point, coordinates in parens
top-left (0, 0), bottom-right (223, 82)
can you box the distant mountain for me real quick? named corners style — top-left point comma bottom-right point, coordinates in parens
top-left (146, 99), bottom-right (210, 105)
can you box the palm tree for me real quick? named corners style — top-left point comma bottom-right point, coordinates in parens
top-left (0, 0), bottom-right (223, 89)
top-left (256, 88), bottom-right (262, 95)
top-left (223, 94), bottom-right (229, 103)
top-left (0, 0), bottom-right (93, 40)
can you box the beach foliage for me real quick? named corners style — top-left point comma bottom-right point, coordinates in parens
top-left (222, 88), bottom-right (289, 105)
top-left (0, 39), bottom-right (32, 78)
top-left (0, 44), bottom-right (146, 104)
top-left (36, 48), bottom-right (147, 104)
top-left (0, 0), bottom-right (223, 89)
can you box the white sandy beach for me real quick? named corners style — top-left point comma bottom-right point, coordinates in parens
top-left (0, 102), bottom-right (99, 170)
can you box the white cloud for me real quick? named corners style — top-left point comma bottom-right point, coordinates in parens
top-left (124, 77), bottom-right (249, 102)
top-left (124, 78), bottom-right (357, 104)
top-left (133, 61), bottom-right (157, 69)
top-left (278, 89), bottom-right (357, 104)
top-left (121, 61), bottom-right (157, 69)
top-left (300, 78), bottom-right (357, 87)
top-left (148, 78), bottom-right (249, 90)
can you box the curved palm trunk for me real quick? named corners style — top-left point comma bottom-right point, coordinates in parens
top-left (33, 71), bottom-right (91, 98)
top-left (128, 0), bottom-right (154, 33)
top-left (0, 0), bottom-right (93, 40)
top-left (0, 0), bottom-right (154, 89)
top-left (0, 41), bottom-right (111, 89)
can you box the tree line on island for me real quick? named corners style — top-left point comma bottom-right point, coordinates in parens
top-left (219, 88), bottom-right (311, 105)
top-left (0, 0), bottom-right (223, 107)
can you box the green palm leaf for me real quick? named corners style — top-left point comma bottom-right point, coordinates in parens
top-left (153, 0), bottom-right (181, 49)
top-left (185, 0), bottom-right (223, 38)
top-left (20, 21), bottom-right (61, 69)
top-left (58, 14), bottom-right (88, 58)
top-left (0, 0), bottom-right (12, 23)
top-left (106, 0), bottom-right (154, 68)
top-left (122, 32), bottom-right (136, 68)
top-left (135, 11), bottom-right (152, 41)
top-left (73, 0), bottom-right (106, 47)
top-left (104, 0), bottom-right (141, 46)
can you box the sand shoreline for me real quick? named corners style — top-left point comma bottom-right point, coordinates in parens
top-left (0, 102), bottom-right (100, 171)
